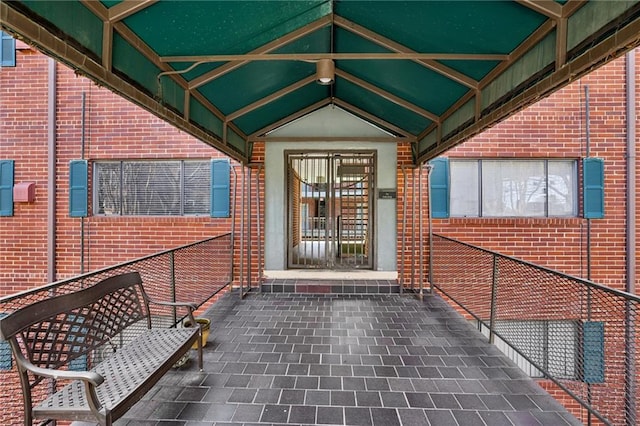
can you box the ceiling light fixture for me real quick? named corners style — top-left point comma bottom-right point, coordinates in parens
top-left (316, 58), bottom-right (335, 85)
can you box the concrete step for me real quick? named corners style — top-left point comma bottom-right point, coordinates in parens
top-left (261, 278), bottom-right (399, 294)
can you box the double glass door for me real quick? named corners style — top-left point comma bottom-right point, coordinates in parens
top-left (287, 151), bottom-right (374, 269)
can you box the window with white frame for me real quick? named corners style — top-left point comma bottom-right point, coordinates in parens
top-left (450, 159), bottom-right (577, 217)
top-left (94, 160), bottom-right (210, 216)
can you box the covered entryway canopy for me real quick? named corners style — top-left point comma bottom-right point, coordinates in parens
top-left (2, 1), bottom-right (639, 164)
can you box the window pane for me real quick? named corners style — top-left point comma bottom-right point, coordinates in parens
top-left (547, 321), bottom-right (578, 379)
top-left (494, 320), bottom-right (577, 380)
top-left (122, 161), bottom-right (180, 215)
top-left (482, 161), bottom-right (545, 217)
top-left (450, 161), bottom-right (479, 216)
top-left (548, 161), bottom-right (576, 216)
top-left (95, 162), bottom-right (121, 215)
top-left (184, 161), bottom-right (210, 215)
top-left (495, 320), bottom-right (545, 372)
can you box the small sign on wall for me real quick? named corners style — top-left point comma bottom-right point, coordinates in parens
top-left (378, 189), bottom-right (396, 199)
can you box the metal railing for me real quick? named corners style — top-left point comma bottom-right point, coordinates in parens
top-left (0, 233), bottom-right (233, 426)
top-left (431, 233), bottom-right (638, 426)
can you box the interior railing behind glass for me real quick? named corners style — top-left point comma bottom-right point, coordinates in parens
top-left (431, 233), bottom-right (638, 426)
top-left (0, 233), bottom-right (233, 426)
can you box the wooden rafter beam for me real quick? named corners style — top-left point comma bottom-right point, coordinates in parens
top-left (226, 76), bottom-right (316, 122)
top-left (82, 0), bottom-right (247, 144)
top-left (80, 0), bottom-right (157, 71)
top-left (102, 21), bottom-right (113, 71)
top-left (478, 18), bottom-right (556, 91)
top-left (556, 17), bottom-right (568, 69)
top-left (336, 69), bottom-right (439, 123)
top-left (517, 0), bottom-right (588, 69)
top-left (163, 52), bottom-right (510, 63)
top-left (418, 10), bottom-right (640, 164)
top-left (417, 88), bottom-right (476, 142)
top-left (189, 15), bottom-right (332, 90)
top-left (79, 0), bottom-right (111, 70)
top-left (333, 99), bottom-right (416, 139)
top-left (561, 0), bottom-right (588, 18)
top-left (108, 0), bottom-right (158, 23)
top-left (249, 98), bottom-right (332, 138)
top-left (260, 136), bottom-right (408, 143)
top-left (189, 90), bottom-right (247, 140)
top-left (556, 0), bottom-right (588, 69)
top-left (77, 2), bottom-right (245, 144)
top-left (417, 17), bottom-right (557, 142)
top-left (79, 0), bottom-right (108, 19)
top-left (0, 2), bottom-right (248, 163)
top-left (333, 15), bottom-right (478, 90)
top-left (114, 23), bottom-right (188, 92)
top-left (516, 0), bottom-right (562, 19)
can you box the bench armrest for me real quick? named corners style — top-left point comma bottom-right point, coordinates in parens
top-left (144, 297), bottom-right (205, 370)
top-left (20, 358), bottom-right (107, 419)
top-left (20, 358), bottom-right (104, 386)
top-left (147, 299), bottom-right (197, 311)
top-left (146, 298), bottom-right (198, 322)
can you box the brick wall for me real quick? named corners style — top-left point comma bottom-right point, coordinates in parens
top-left (0, 49), bottom-right (238, 295)
top-left (246, 143), bottom-right (265, 285)
top-left (396, 142), bottom-right (432, 290)
top-left (2, 41), bottom-right (636, 300)
top-left (431, 51), bottom-right (640, 422)
top-left (55, 63), bottom-right (235, 279)
top-left (0, 47), bottom-right (50, 292)
top-left (2, 43), bottom-right (639, 426)
top-left (434, 52), bottom-right (639, 293)
top-left (0, 46), bottom-right (249, 425)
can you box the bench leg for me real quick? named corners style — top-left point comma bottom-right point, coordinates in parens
top-left (197, 333), bottom-right (203, 371)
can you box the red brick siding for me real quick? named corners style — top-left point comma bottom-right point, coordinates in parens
top-left (2, 42), bottom-right (639, 426)
top-left (0, 54), bottom-right (236, 293)
top-left (0, 48), bottom-right (51, 292)
top-left (55, 64), bottom-right (234, 279)
top-left (0, 47), bottom-right (242, 424)
top-left (396, 142), bottom-right (432, 289)
top-left (233, 164), bottom-right (264, 287)
top-left (431, 52), bottom-right (640, 421)
top-left (435, 53), bottom-right (637, 292)
top-left (247, 143), bottom-right (266, 284)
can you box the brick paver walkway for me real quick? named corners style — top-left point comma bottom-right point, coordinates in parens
top-left (116, 292), bottom-right (581, 426)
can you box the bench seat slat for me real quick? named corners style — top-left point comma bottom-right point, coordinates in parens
top-left (33, 328), bottom-right (199, 421)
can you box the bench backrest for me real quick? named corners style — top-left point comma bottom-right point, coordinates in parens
top-left (0, 271), bottom-right (149, 372)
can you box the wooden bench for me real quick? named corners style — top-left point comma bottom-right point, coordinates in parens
top-left (0, 271), bottom-right (204, 426)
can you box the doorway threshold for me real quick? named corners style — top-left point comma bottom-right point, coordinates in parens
top-left (262, 270), bottom-right (399, 294)
top-left (263, 270), bottom-right (397, 280)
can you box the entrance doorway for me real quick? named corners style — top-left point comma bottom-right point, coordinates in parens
top-left (287, 151), bottom-right (375, 269)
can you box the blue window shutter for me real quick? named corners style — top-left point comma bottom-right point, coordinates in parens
top-left (583, 321), bottom-right (605, 383)
top-left (0, 313), bottom-right (12, 370)
top-left (0, 340), bottom-right (11, 370)
top-left (0, 160), bottom-right (14, 217)
top-left (68, 355), bottom-right (88, 371)
top-left (67, 314), bottom-right (88, 371)
top-left (210, 159), bottom-right (230, 218)
top-left (1, 31), bottom-right (16, 67)
top-left (583, 158), bottom-right (604, 219)
top-left (429, 157), bottom-right (449, 218)
top-left (69, 160), bottom-right (88, 217)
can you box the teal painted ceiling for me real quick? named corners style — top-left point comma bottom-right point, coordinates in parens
top-left (2, 1), bottom-right (640, 163)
